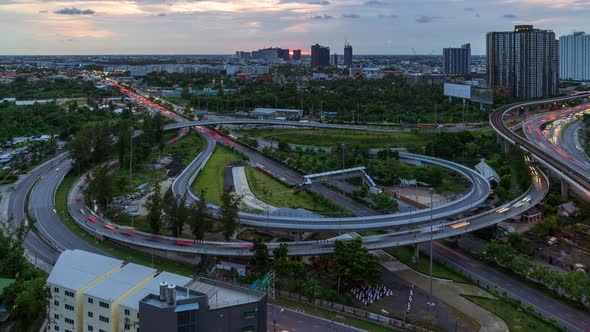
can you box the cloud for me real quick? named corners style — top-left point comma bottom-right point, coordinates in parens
top-left (503, 13), bottom-right (517, 18)
top-left (54, 8), bottom-right (95, 15)
top-left (378, 14), bottom-right (398, 19)
top-left (364, 0), bottom-right (386, 6)
top-left (342, 13), bottom-right (360, 19)
top-left (39, 10), bottom-right (48, 14)
top-left (157, 12), bottom-right (166, 16)
top-left (308, 1), bottom-right (330, 5)
top-left (464, 7), bottom-right (475, 12)
top-left (415, 15), bottom-right (439, 23)
top-left (311, 14), bottom-right (333, 19)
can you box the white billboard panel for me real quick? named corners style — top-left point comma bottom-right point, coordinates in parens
top-left (444, 83), bottom-right (471, 99)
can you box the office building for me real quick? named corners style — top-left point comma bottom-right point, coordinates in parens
top-left (47, 250), bottom-right (267, 332)
top-left (344, 43), bottom-right (353, 68)
top-left (487, 25), bottom-right (559, 98)
top-left (443, 43), bottom-right (471, 76)
top-left (278, 48), bottom-right (290, 61)
top-left (559, 32), bottom-right (590, 81)
top-left (251, 47), bottom-right (289, 62)
top-left (330, 53), bottom-right (339, 67)
top-left (292, 49), bottom-right (302, 61)
top-left (311, 44), bottom-right (330, 68)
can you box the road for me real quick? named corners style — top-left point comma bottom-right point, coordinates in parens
top-left (267, 304), bottom-right (366, 332)
top-left (429, 242), bottom-right (590, 332)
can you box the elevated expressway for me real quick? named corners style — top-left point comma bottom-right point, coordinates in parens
top-left (491, 93), bottom-right (590, 199)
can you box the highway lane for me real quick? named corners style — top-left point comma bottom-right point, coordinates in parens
top-left (6, 155), bottom-right (68, 266)
top-left (28, 158), bottom-right (109, 255)
top-left (430, 242), bottom-right (590, 332)
top-left (491, 93), bottom-right (590, 196)
top-left (64, 159), bottom-right (547, 257)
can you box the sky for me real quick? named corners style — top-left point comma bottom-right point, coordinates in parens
top-left (0, 0), bottom-right (588, 55)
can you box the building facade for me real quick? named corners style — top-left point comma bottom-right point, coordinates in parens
top-left (330, 53), bottom-right (339, 67)
top-left (292, 49), bottom-right (302, 61)
top-left (344, 43), bottom-right (353, 68)
top-left (487, 25), bottom-right (559, 98)
top-left (47, 250), bottom-right (267, 332)
top-left (443, 43), bottom-right (471, 76)
top-left (559, 32), bottom-right (590, 81)
top-left (311, 44), bottom-right (330, 68)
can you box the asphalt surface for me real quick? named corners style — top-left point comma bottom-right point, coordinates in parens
top-left (429, 242), bottom-right (590, 332)
top-left (267, 304), bottom-right (366, 332)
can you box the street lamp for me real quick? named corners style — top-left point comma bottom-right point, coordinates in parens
top-left (428, 187), bottom-right (435, 307)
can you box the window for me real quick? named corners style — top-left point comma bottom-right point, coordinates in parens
top-left (99, 316), bottom-right (109, 323)
top-left (65, 304), bottom-right (74, 311)
top-left (99, 301), bottom-right (110, 309)
top-left (99, 330), bottom-right (107, 332)
top-left (88, 326), bottom-right (94, 332)
top-left (88, 298), bottom-right (93, 304)
top-left (243, 309), bottom-right (257, 319)
top-left (88, 312), bottom-right (93, 318)
top-left (54, 314), bottom-right (59, 320)
top-left (65, 291), bottom-right (75, 297)
top-left (124, 323), bottom-right (130, 330)
top-left (124, 309), bottom-right (130, 316)
top-left (241, 325), bottom-right (255, 332)
top-left (54, 326), bottom-right (59, 331)
top-left (54, 287), bottom-right (59, 293)
top-left (54, 300), bottom-right (59, 306)
top-left (65, 330), bottom-right (72, 332)
top-left (65, 318), bottom-right (74, 324)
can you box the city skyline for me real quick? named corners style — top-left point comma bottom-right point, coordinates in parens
top-left (0, 0), bottom-right (589, 55)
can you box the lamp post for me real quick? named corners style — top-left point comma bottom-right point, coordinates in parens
top-left (427, 187), bottom-right (435, 307)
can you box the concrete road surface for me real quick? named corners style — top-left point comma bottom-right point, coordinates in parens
top-left (267, 304), bottom-right (366, 332)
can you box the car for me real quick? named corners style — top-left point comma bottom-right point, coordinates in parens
top-left (88, 215), bottom-right (99, 223)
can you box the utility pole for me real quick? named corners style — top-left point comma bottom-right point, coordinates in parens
top-left (428, 187), bottom-right (435, 307)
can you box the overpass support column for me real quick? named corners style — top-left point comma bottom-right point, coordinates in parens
top-left (503, 140), bottom-right (510, 155)
top-left (561, 180), bottom-right (569, 200)
top-left (414, 244), bottom-right (419, 263)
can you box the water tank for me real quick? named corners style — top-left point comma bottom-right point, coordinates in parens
top-left (159, 281), bottom-right (168, 301)
top-left (166, 284), bottom-right (176, 305)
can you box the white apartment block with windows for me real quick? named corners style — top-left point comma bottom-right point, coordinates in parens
top-left (47, 250), bottom-right (124, 332)
top-left (118, 272), bottom-right (192, 332)
top-left (560, 32), bottom-right (590, 81)
top-left (83, 263), bottom-right (156, 332)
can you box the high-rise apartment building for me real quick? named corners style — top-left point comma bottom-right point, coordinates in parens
top-left (311, 44), bottom-right (330, 68)
top-left (487, 25), bottom-right (559, 98)
top-left (330, 53), bottom-right (339, 67)
top-left (292, 49), bottom-right (302, 61)
top-left (344, 43), bottom-right (353, 68)
top-left (443, 43), bottom-right (471, 76)
top-left (559, 32), bottom-right (590, 81)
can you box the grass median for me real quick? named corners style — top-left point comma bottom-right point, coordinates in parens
top-left (55, 174), bottom-right (195, 276)
top-left (190, 145), bottom-right (244, 205)
top-left (386, 246), bottom-right (474, 284)
top-left (464, 295), bottom-right (562, 332)
top-left (244, 165), bottom-right (352, 216)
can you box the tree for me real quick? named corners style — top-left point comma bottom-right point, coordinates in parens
top-left (87, 166), bottom-right (113, 209)
top-left (250, 238), bottom-right (269, 274)
top-left (332, 238), bottom-right (381, 289)
top-left (219, 189), bottom-right (241, 240)
top-left (187, 191), bottom-right (211, 240)
top-left (507, 232), bottom-right (530, 253)
top-left (272, 243), bottom-right (304, 277)
top-left (145, 182), bottom-right (163, 234)
top-left (302, 278), bottom-right (322, 303)
top-left (371, 191), bottom-right (398, 213)
top-left (164, 190), bottom-right (187, 237)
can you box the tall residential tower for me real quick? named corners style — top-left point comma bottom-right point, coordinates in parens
top-left (487, 25), bottom-right (559, 98)
top-left (559, 32), bottom-right (590, 81)
top-left (344, 42), bottom-right (353, 68)
top-left (311, 44), bottom-right (330, 67)
top-left (443, 43), bottom-right (471, 76)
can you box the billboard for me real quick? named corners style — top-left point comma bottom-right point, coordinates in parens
top-left (444, 83), bottom-right (471, 99)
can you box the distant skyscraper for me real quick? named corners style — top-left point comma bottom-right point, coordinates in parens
top-left (330, 53), bottom-right (339, 67)
top-left (279, 48), bottom-right (290, 61)
top-left (311, 44), bottom-right (330, 68)
top-left (292, 49), bottom-right (302, 61)
top-left (487, 25), bottom-right (558, 98)
top-left (443, 43), bottom-right (471, 76)
top-left (344, 42), bottom-right (353, 68)
top-left (559, 32), bottom-right (590, 81)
